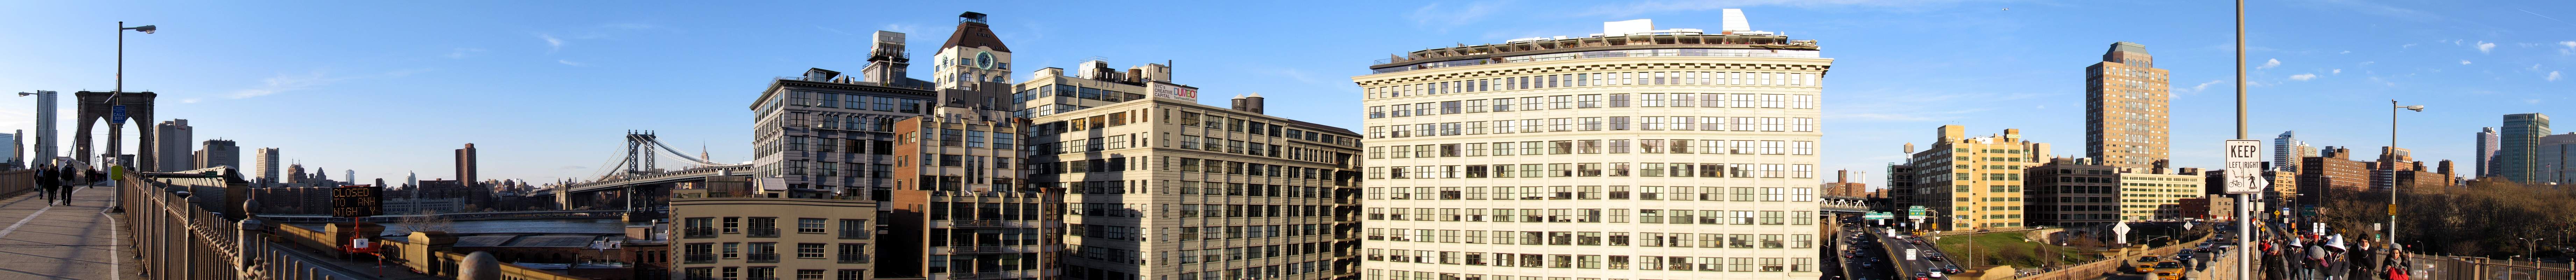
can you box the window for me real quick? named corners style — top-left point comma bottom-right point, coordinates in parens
top-left (799, 218), bottom-right (826, 233)
top-left (798, 243), bottom-right (826, 258)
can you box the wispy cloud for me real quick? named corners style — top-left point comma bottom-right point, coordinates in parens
top-left (815, 26), bottom-right (854, 36)
top-left (1407, 1), bottom-right (1505, 31)
top-left (2289, 74), bottom-right (2319, 81)
top-left (538, 34), bottom-right (564, 52)
top-left (2331, 69), bottom-right (2342, 75)
top-left (2552, 71), bottom-right (2564, 82)
top-left (2257, 58), bottom-right (2281, 69)
top-left (601, 23), bottom-right (655, 29)
top-left (2560, 41), bottom-right (2576, 55)
top-left (881, 23), bottom-right (919, 34)
top-left (557, 60), bottom-right (585, 66)
top-left (2339, 50), bottom-right (2352, 54)
top-left (2520, 8), bottom-right (2576, 28)
top-left (2181, 79), bottom-right (2226, 94)
top-left (2477, 41), bottom-right (2496, 53)
top-left (227, 72), bottom-right (340, 99)
top-left (2306, 0), bottom-right (2440, 21)
top-left (2400, 43), bottom-right (2418, 49)
top-left (2461, 59), bottom-right (2473, 65)
top-left (446, 48), bottom-right (484, 59)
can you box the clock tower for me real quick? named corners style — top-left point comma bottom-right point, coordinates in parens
top-left (929, 12), bottom-right (1013, 109)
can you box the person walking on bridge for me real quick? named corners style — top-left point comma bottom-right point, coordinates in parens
top-left (31, 164), bottom-right (56, 204)
top-left (45, 164), bottom-right (74, 205)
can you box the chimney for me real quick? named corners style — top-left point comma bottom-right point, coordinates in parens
top-left (1244, 92), bottom-right (1265, 114)
top-left (1230, 94), bottom-right (1248, 111)
top-left (1837, 169), bottom-right (1849, 183)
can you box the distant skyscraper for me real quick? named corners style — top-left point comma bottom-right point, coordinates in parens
top-left (2273, 131), bottom-right (2312, 172)
top-left (2478, 127), bottom-right (2501, 178)
top-left (2536, 133), bottom-right (2576, 184)
top-left (256, 148), bottom-right (281, 183)
top-left (2501, 113), bottom-right (2552, 182)
top-left (154, 119), bottom-right (193, 172)
top-left (21, 90), bottom-right (57, 165)
top-left (0, 130), bottom-right (18, 169)
top-left (345, 170), bottom-right (355, 185)
top-left (455, 144), bottom-right (478, 188)
top-left (2086, 42), bottom-right (2172, 172)
top-left (406, 171), bottom-right (418, 188)
top-left (194, 139), bottom-right (239, 171)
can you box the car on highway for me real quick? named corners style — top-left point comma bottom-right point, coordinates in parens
top-left (2153, 261), bottom-right (2185, 280)
top-left (1913, 272), bottom-right (1932, 280)
top-left (2130, 255), bottom-right (2162, 273)
top-left (1942, 264), bottom-right (1963, 274)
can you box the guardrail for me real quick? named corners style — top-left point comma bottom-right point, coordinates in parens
top-left (0, 169), bottom-right (32, 197)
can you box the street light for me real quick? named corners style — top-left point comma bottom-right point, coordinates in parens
top-left (103, 22), bottom-right (153, 169)
top-left (2389, 100), bottom-right (2421, 247)
top-left (2525, 238), bottom-right (2548, 262)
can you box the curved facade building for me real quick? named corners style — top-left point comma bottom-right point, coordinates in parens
top-left (1350, 12), bottom-right (1827, 280)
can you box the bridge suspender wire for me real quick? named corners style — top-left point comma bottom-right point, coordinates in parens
top-left (644, 137), bottom-right (744, 167)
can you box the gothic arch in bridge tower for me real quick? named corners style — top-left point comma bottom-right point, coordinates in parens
top-left (71, 91), bottom-right (158, 169)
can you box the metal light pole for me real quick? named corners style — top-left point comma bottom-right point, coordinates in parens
top-left (2233, 1), bottom-right (2254, 279)
top-left (107, 22), bottom-right (153, 168)
top-left (2390, 101), bottom-right (2421, 246)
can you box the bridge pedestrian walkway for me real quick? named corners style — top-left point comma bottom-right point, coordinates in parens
top-left (0, 181), bottom-right (140, 280)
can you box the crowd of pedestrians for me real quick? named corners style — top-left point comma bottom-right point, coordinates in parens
top-left (25, 163), bottom-right (94, 206)
top-left (2261, 225), bottom-right (2413, 280)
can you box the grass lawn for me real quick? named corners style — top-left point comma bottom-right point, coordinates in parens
top-left (1931, 231), bottom-right (2105, 269)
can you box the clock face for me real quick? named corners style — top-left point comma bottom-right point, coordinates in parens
top-left (975, 51), bottom-right (996, 69)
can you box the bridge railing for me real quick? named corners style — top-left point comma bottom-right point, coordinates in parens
top-left (0, 169), bottom-right (32, 197)
top-left (120, 173), bottom-right (258, 279)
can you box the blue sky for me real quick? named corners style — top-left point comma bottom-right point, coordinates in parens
top-left (0, 1), bottom-right (2569, 186)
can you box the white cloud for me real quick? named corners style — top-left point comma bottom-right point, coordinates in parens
top-left (2360, 61), bottom-right (2376, 65)
top-left (2551, 71), bottom-right (2564, 82)
top-left (180, 98), bottom-right (200, 103)
top-left (557, 60), bottom-right (584, 66)
top-left (2289, 74), bottom-right (2318, 81)
top-left (2401, 43), bottom-right (2418, 48)
top-left (539, 34), bottom-right (564, 51)
top-left (445, 48), bottom-right (484, 59)
top-left (2331, 69), bottom-right (2342, 75)
top-left (881, 23), bottom-right (918, 34)
top-left (2561, 41), bottom-right (2576, 54)
top-left (2258, 58), bottom-right (2281, 69)
top-left (2184, 79), bottom-right (2225, 93)
top-left (2478, 41), bottom-right (2496, 53)
top-left (2534, 64), bottom-right (2546, 71)
top-left (226, 72), bottom-right (338, 99)
top-left (2461, 60), bottom-right (2474, 65)
top-left (2340, 50), bottom-right (2352, 54)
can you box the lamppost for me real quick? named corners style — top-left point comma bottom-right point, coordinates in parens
top-left (105, 22), bottom-right (153, 168)
top-left (2389, 101), bottom-right (2421, 245)
top-left (2524, 238), bottom-right (2548, 262)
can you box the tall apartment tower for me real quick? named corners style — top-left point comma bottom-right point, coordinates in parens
top-left (1354, 12), bottom-right (1827, 279)
top-left (22, 90), bottom-right (57, 165)
top-left (2273, 131), bottom-right (2314, 172)
top-left (2084, 42), bottom-right (2172, 172)
top-left (2500, 113), bottom-right (2552, 182)
top-left (1, 131), bottom-right (18, 169)
top-left (1904, 126), bottom-right (2048, 231)
top-left (2535, 133), bottom-right (2576, 184)
top-left (456, 144), bottom-right (478, 188)
top-left (255, 148), bottom-right (280, 183)
top-left (154, 119), bottom-right (193, 172)
top-left (195, 139), bottom-right (239, 170)
top-left (2478, 127), bottom-right (2501, 178)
